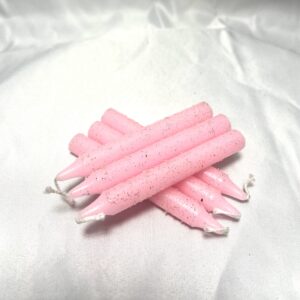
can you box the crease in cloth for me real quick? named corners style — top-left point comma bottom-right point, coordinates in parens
top-left (219, 15), bottom-right (300, 56)
top-left (148, 0), bottom-right (175, 28)
top-left (218, 29), bottom-right (246, 80)
top-left (114, 34), bottom-right (150, 72)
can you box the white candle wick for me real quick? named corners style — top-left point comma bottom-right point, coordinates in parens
top-left (44, 179), bottom-right (75, 206)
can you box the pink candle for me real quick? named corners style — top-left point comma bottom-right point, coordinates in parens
top-left (196, 167), bottom-right (247, 201)
top-left (176, 177), bottom-right (240, 219)
top-left (69, 134), bottom-right (101, 155)
top-left (101, 108), bottom-right (140, 133)
top-left (69, 115), bottom-right (230, 197)
top-left (76, 130), bottom-right (245, 223)
top-left (88, 122), bottom-right (121, 144)
top-left (70, 133), bottom-right (240, 219)
top-left (100, 109), bottom-right (247, 201)
top-left (56, 102), bottom-right (213, 180)
top-left (69, 135), bottom-right (228, 234)
top-left (150, 188), bottom-right (228, 235)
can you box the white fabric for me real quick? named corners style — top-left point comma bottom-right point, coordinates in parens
top-left (0, 1), bottom-right (300, 299)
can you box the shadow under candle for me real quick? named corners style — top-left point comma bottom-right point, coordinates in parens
top-left (83, 201), bottom-right (155, 236)
top-left (216, 153), bottom-right (250, 203)
top-left (215, 153), bottom-right (242, 169)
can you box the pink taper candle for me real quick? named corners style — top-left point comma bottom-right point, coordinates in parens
top-left (88, 122), bottom-right (122, 144)
top-left (196, 168), bottom-right (247, 201)
top-left (100, 109), bottom-right (247, 201)
top-left (70, 132), bottom-right (240, 219)
top-left (69, 136), bottom-right (228, 234)
top-left (56, 102), bottom-right (213, 180)
top-left (149, 188), bottom-right (229, 234)
top-left (101, 108), bottom-right (140, 133)
top-left (69, 115), bottom-right (231, 197)
top-left (87, 112), bottom-right (244, 217)
top-left (176, 177), bottom-right (241, 219)
top-left (69, 134), bottom-right (101, 155)
top-left (76, 130), bottom-right (245, 223)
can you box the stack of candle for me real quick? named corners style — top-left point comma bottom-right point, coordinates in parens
top-left (47, 102), bottom-right (254, 235)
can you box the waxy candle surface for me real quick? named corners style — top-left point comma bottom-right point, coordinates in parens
top-left (176, 177), bottom-right (241, 219)
top-left (101, 108), bottom-right (141, 134)
top-left (196, 167), bottom-right (247, 200)
top-left (69, 133), bottom-right (101, 155)
top-left (88, 122), bottom-right (122, 144)
top-left (69, 135), bottom-right (227, 233)
top-left (150, 188), bottom-right (227, 233)
top-left (100, 109), bottom-right (247, 200)
top-left (70, 115), bottom-right (231, 197)
top-left (78, 130), bottom-right (245, 219)
top-left (70, 130), bottom-right (241, 218)
top-left (56, 102), bottom-right (213, 180)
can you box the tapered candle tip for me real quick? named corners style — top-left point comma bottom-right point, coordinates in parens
top-left (65, 196), bottom-right (75, 207)
top-left (218, 179), bottom-right (248, 201)
top-left (75, 213), bottom-right (106, 224)
top-left (55, 160), bottom-right (82, 181)
top-left (69, 181), bottom-right (89, 198)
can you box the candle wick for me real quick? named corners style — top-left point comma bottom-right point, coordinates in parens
top-left (75, 213), bottom-right (106, 224)
top-left (243, 174), bottom-right (255, 200)
top-left (44, 179), bottom-right (75, 206)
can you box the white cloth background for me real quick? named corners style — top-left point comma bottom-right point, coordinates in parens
top-left (0, 1), bottom-right (299, 299)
